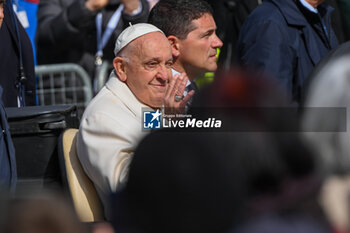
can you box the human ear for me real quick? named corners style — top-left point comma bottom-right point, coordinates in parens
top-left (168, 35), bottom-right (180, 58)
top-left (113, 57), bottom-right (127, 82)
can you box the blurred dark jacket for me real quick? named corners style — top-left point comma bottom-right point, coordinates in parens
top-left (337, 0), bottom-right (350, 41)
top-left (302, 42), bottom-right (350, 231)
top-left (36, 0), bottom-right (149, 78)
top-left (237, 0), bottom-right (338, 104)
top-left (302, 41), bottom-right (350, 174)
top-left (231, 213), bottom-right (329, 233)
top-left (0, 0), bottom-right (36, 107)
top-left (0, 86), bottom-right (17, 190)
top-left (303, 41), bottom-right (350, 102)
top-left (325, 0), bottom-right (346, 43)
top-left (205, 0), bottom-right (260, 70)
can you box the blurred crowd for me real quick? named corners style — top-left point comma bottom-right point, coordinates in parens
top-left (2, 0), bottom-right (350, 233)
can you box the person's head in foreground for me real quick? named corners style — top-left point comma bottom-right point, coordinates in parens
top-left (2, 193), bottom-right (86, 233)
top-left (111, 71), bottom-right (322, 233)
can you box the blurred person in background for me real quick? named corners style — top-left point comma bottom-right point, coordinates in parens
top-left (0, 83), bottom-right (17, 191)
top-left (14, 0), bottom-right (40, 64)
top-left (237, 0), bottom-right (338, 105)
top-left (148, 0), bottom-right (223, 106)
top-left (302, 42), bottom-right (350, 232)
top-left (114, 130), bottom-right (328, 233)
top-left (36, 0), bottom-right (149, 81)
top-left (2, 194), bottom-right (88, 233)
top-left (0, 0), bottom-right (20, 192)
top-left (194, 70), bottom-right (331, 233)
top-left (0, 0), bottom-right (36, 107)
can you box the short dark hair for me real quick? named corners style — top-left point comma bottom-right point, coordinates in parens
top-left (0, 0), bottom-right (5, 5)
top-left (148, 0), bottom-right (213, 39)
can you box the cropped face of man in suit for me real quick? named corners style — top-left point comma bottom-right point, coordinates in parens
top-left (0, 0), bottom-right (5, 28)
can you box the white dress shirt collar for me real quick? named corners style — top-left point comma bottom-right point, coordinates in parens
top-left (299, 0), bottom-right (318, 13)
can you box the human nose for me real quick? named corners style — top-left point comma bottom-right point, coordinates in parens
top-left (156, 65), bottom-right (170, 81)
top-left (212, 33), bottom-right (223, 49)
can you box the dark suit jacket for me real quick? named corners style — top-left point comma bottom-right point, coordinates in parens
top-left (0, 2), bottom-right (36, 107)
top-left (302, 41), bottom-right (350, 104)
top-left (237, 0), bottom-right (338, 104)
top-left (0, 86), bottom-right (17, 190)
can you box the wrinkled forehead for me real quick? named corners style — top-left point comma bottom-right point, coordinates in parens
top-left (130, 32), bottom-right (172, 60)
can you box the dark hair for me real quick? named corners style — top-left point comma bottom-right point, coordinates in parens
top-left (148, 0), bottom-right (213, 39)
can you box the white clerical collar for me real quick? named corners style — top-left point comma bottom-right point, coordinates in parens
top-left (106, 71), bottom-right (150, 119)
top-left (299, 0), bottom-right (318, 13)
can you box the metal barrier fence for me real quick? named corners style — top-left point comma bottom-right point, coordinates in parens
top-left (94, 61), bottom-right (113, 94)
top-left (35, 63), bottom-right (93, 118)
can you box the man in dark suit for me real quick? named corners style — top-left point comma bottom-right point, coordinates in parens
top-left (0, 0), bottom-right (17, 191)
top-left (0, 0), bottom-right (36, 107)
top-left (237, 0), bottom-right (338, 104)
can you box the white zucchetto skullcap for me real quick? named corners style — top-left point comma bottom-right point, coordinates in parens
top-left (114, 23), bottom-right (164, 56)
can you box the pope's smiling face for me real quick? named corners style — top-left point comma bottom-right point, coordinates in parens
top-left (118, 32), bottom-right (173, 108)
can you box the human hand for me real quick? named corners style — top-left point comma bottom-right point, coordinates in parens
top-left (85, 0), bottom-right (110, 11)
top-left (163, 73), bottom-right (195, 115)
top-left (120, 0), bottom-right (140, 15)
top-left (148, 0), bottom-right (159, 10)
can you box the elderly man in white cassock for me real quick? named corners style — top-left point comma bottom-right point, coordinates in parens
top-left (77, 23), bottom-right (192, 219)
